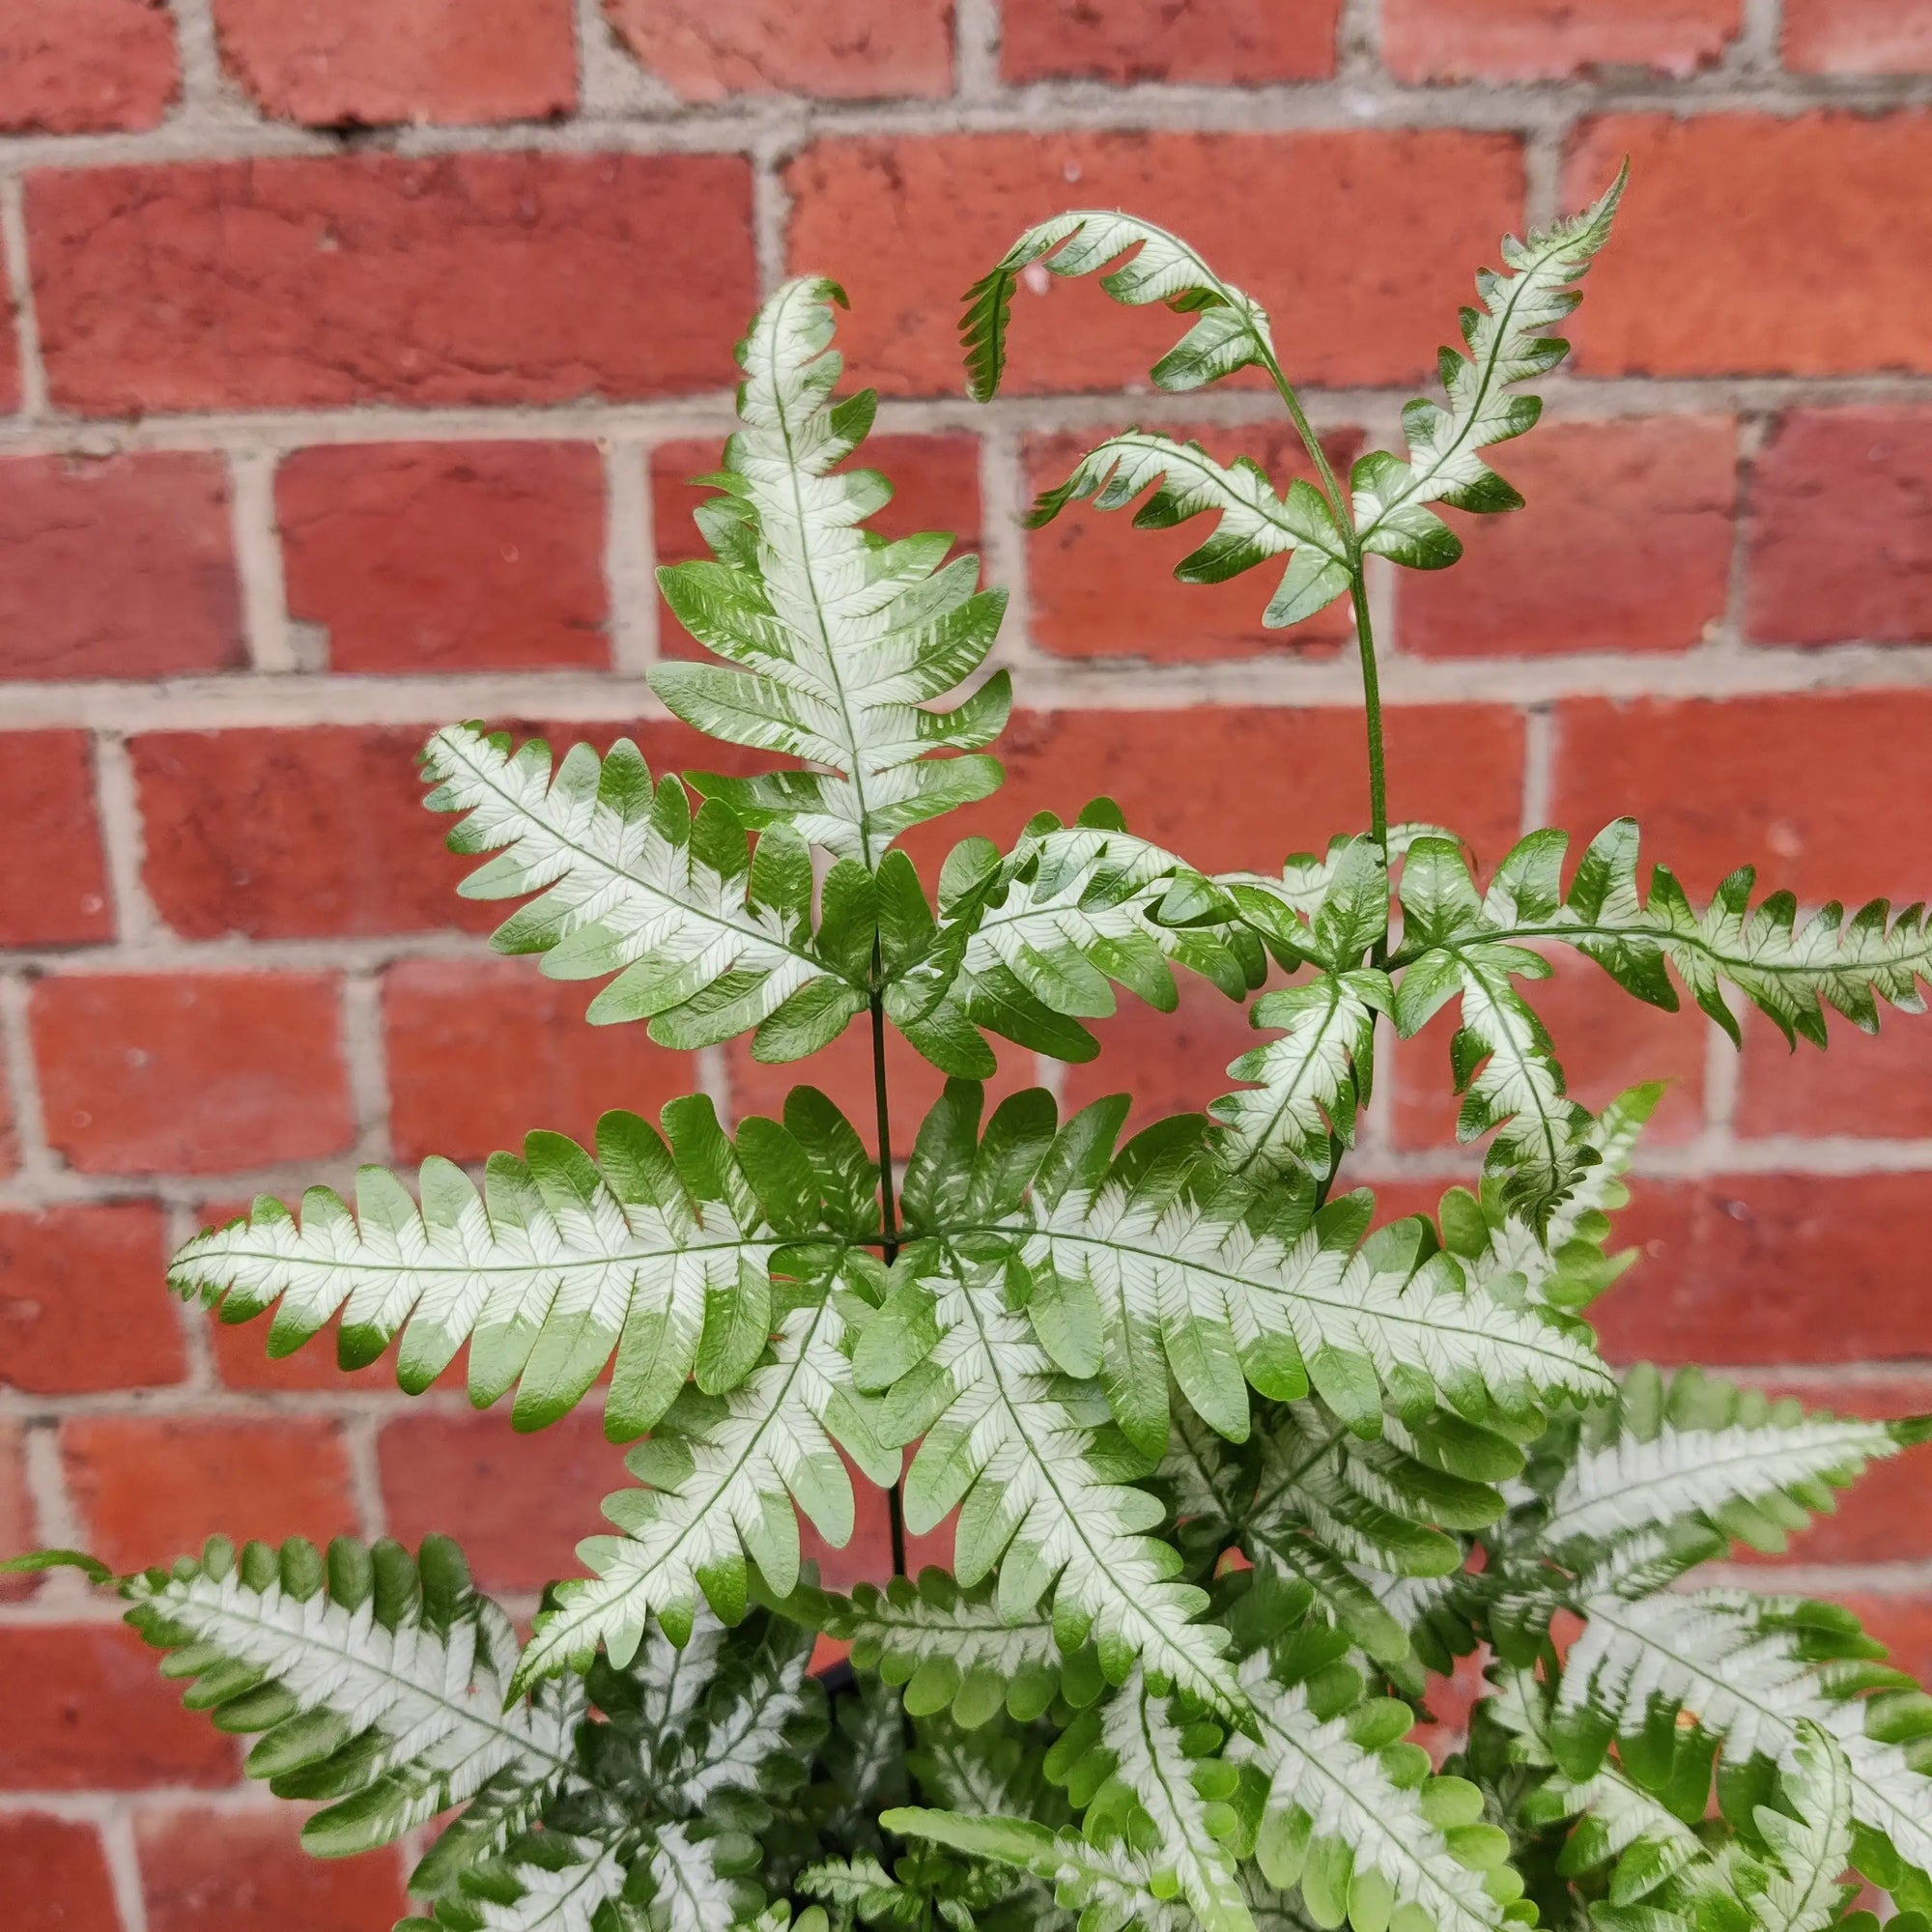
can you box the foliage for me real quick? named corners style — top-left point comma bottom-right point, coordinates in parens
top-left (14, 178), bottom-right (1932, 1932)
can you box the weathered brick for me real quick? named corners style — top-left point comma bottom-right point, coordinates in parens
top-left (1594, 1174), bottom-right (1932, 1364)
top-left (384, 955), bottom-right (701, 1163)
top-left (1391, 948), bottom-right (1709, 1151)
top-left (0, 1423), bottom-right (35, 1602)
top-left (0, 1623), bottom-right (235, 1789)
top-left (899, 704), bottom-right (1526, 879)
top-left (62, 1415), bottom-right (359, 1575)
top-left (785, 131), bottom-right (1524, 394)
top-left (1384, 0), bottom-right (1738, 79)
top-left (654, 432), bottom-right (982, 660)
top-left (0, 1204), bottom-right (185, 1394)
top-left (0, 454), bottom-right (242, 681)
top-left (32, 973), bottom-right (353, 1175)
top-left (0, 0), bottom-right (178, 133)
top-left (379, 1409), bottom-right (621, 1597)
top-left (1738, 1373), bottom-right (1932, 1565)
top-left (1736, 1006), bottom-right (1932, 1140)
top-left (725, 1020), bottom-right (1032, 1160)
top-left (278, 442), bottom-right (609, 673)
top-left (1061, 975), bottom-right (1263, 1133)
top-left (0, 1812), bottom-right (122, 1932)
top-left (1399, 418), bottom-right (1736, 657)
top-left (139, 1805), bottom-right (407, 1932)
top-left (1003, 0), bottom-right (1340, 82)
top-left (1566, 115), bottom-right (1932, 377)
top-left (133, 723), bottom-right (760, 942)
top-left (29, 154), bottom-right (756, 414)
top-left (1025, 423), bottom-right (1360, 661)
top-left (0, 732), bottom-right (113, 947)
top-left (1551, 693), bottom-right (1932, 905)
top-left (1784, 0), bottom-right (1932, 73)
top-left (213, 0), bottom-right (576, 128)
top-left (1745, 409), bottom-right (1932, 646)
top-left (605, 0), bottom-right (952, 99)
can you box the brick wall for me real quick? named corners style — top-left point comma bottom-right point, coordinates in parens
top-left (2, 2), bottom-right (1931, 1923)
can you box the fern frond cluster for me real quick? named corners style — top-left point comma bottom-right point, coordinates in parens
top-left (19, 177), bottom-right (1932, 1932)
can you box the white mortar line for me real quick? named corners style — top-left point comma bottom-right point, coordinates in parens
top-left (0, 972), bottom-right (54, 1180)
top-left (956, 0), bottom-right (1004, 99)
top-left (227, 447), bottom-right (295, 673)
top-left (341, 970), bottom-right (392, 1165)
top-left (0, 176), bottom-right (47, 418)
top-left (91, 733), bottom-right (158, 946)
top-left (602, 436), bottom-right (658, 676)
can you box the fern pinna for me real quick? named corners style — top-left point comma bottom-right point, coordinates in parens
top-left (14, 169), bottom-right (1932, 1932)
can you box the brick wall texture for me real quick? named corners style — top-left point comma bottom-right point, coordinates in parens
top-left (1, 1), bottom-right (1931, 1920)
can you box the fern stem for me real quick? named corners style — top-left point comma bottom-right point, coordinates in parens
top-left (868, 941), bottom-right (910, 1578)
top-left (1258, 345), bottom-right (1390, 961)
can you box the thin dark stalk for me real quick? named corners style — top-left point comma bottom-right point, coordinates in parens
top-left (868, 940), bottom-right (910, 1578)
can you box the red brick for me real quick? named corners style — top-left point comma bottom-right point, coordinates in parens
top-left (604, 0), bottom-right (952, 100)
top-left (0, 1813), bottom-right (121, 1932)
top-left (213, 0), bottom-right (575, 128)
top-left (1062, 974), bottom-right (1264, 1133)
top-left (0, 1623), bottom-right (236, 1790)
top-left (384, 955), bottom-right (701, 1163)
top-left (0, 1205), bottom-right (185, 1394)
top-left (132, 721), bottom-right (763, 942)
top-left (1731, 1373), bottom-right (1932, 1566)
top-left (899, 704), bottom-right (1526, 880)
top-left (0, 732), bottom-right (112, 946)
top-left (1392, 948), bottom-right (1708, 1151)
top-left (1551, 692), bottom-right (1932, 906)
top-left (1839, 1594), bottom-right (1932, 1685)
top-left (1400, 418), bottom-right (1736, 658)
top-left (1593, 1173), bottom-right (1932, 1364)
top-left (379, 1409), bottom-right (619, 1598)
top-left (32, 973), bottom-right (353, 1176)
top-left (1745, 409), bottom-right (1932, 647)
top-left (1384, 0), bottom-right (1737, 79)
top-left (1785, 0), bottom-right (1932, 73)
top-left (785, 130), bottom-right (1524, 394)
top-left (140, 1805), bottom-right (407, 1932)
top-left (63, 1416), bottom-right (359, 1576)
top-left (1003, 0), bottom-right (1340, 81)
top-left (1026, 423), bottom-right (1361, 662)
top-left (1566, 115), bottom-right (1932, 378)
top-left (1736, 1005), bottom-right (1932, 1140)
top-left (654, 432), bottom-right (982, 660)
top-left (278, 442), bottom-right (608, 673)
top-left (0, 1423), bottom-right (35, 1602)
top-left (0, 454), bottom-right (242, 680)
top-left (0, 0), bottom-right (178, 133)
top-left (725, 1018), bottom-right (1032, 1160)
top-left (29, 154), bottom-right (756, 415)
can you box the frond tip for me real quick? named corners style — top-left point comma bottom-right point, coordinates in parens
top-left (653, 276), bottom-right (1011, 868)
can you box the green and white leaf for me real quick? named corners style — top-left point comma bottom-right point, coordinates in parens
top-left (519, 1293), bottom-right (896, 1682)
top-left (1748, 1721), bottom-right (1858, 1932)
top-left (1092, 1670), bottom-right (1254, 1932)
top-left (880, 1237), bottom-right (1246, 1723)
top-left (1230, 1658), bottom-right (1510, 1932)
top-left (1352, 167), bottom-right (1625, 567)
top-left (961, 212), bottom-right (1277, 401)
top-left (1544, 1363), bottom-right (1928, 1558)
top-left (1557, 1584), bottom-right (1932, 1879)
top-left (653, 277), bottom-right (1010, 867)
top-left (172, 1100), bottom-right (808, 1438)
top-left (1025, 429), bottom-right (1351, 628)
top-left (424, 723), bottom-right (862, 1055)
top-left (901, 815), bottom-right (1265, 1068)
top-left (124, 1534), bottom-right (582, 1863)
top-left (1393, 818), bottom-right (1932, 1051)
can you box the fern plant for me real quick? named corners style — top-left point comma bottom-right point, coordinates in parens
top-left (14, 168), bottom-right (1932, 1932)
